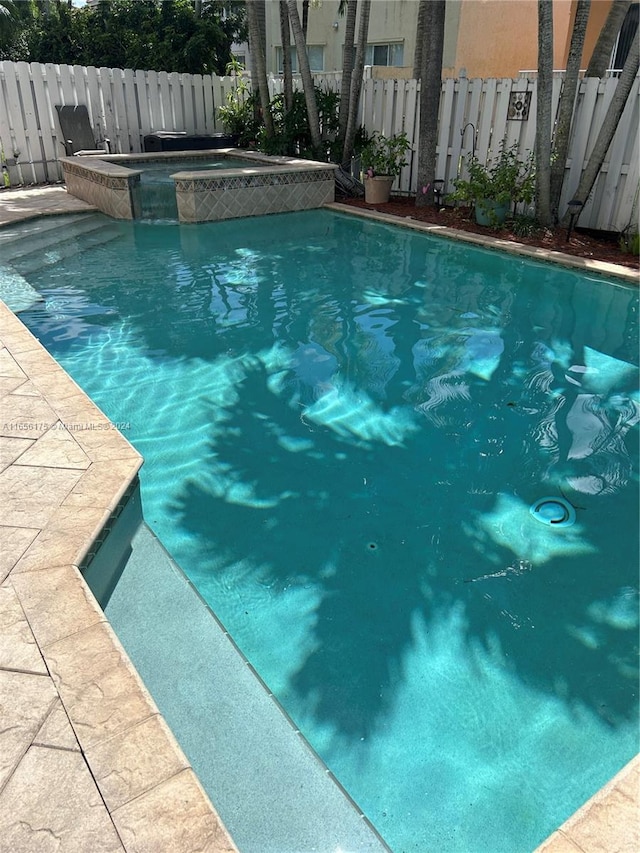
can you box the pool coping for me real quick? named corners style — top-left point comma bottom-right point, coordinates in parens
top-left (0, 187), bottom-right (637, 852)
top-left (326, 202), bottom-right (640, 285)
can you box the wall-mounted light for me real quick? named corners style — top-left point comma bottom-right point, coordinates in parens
top-left (333, 21), bottom-right (339, 30)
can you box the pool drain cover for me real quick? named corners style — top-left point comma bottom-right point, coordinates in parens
top-left (529, 496), bottom-right (576, 527)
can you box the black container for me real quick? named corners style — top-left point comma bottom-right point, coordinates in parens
top-left (143, 132), bottom-right (237, 152)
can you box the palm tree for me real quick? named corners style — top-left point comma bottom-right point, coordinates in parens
top-left (337, 0), bottom-right (357, 146)
top-left (415, 0), bottom-right (445, 207)
top-left (550, 0), bottom-right (591, 222)
top-left (247, 0), bottom-right (274, 139)
top-left (565, 34), bottom-right (639, 221)
top-left (412, 0), bottom-right (427, 80)
top-left (287, 0), bottom-right (322, 155)
top-left (341, 0), bottom-right (371, 168)
top-left (279, 0), bottom-right (293, 114)
top-left (586, 0), bottom-right (632, 76)
top-left (302, 0), bottom-right (310, 41)
top-left (535, 0), bottom-right (553, 227)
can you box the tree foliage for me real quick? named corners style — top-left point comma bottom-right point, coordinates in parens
top-left (0, 0), bottom-right (246, 75)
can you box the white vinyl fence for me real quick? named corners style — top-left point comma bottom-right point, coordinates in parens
top-left (0, 61), bottom-right (238, 184)
top-left (0, 61), bottom-right (638, 233)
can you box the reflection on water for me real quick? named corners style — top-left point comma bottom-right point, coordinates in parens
top-left (15, 210), bottom-right (639, 853)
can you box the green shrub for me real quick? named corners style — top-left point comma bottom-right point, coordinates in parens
top-left (449, 141), bottom-right (535, 207)
top-left (360, 131), bottom-right (411, 177)
top-left (619, 229), bottom-right (640, 256)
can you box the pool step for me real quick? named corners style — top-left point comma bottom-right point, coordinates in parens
top-left (0, 265), bottom-right (43, 313)
top-left (15, 226), bottom-right (124, 276)
top-left (0, 213), bottom-right (104, 260)
top-left (2, 215), bottom-right (123, 275)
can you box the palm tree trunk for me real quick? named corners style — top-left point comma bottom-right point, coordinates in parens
top-left (247, 0), bottom-right (274, 138)
top-left (341, 0), bottom-right (371, 168)
top-left (535, 0), bottom-right (553, 227)
top-left (415, 0), bottom-right (445, 207)
top-left (287, 0), bottom-right (322, 155)
top-left (563, 35), bottom-right (639, 223)
top-left (413, 0), bottom-right (427, 80)
top-left (550, 0), bottom-right (591, 222)
top-left (585, 0), bottom-right (631, 76)
top-left (279, 0), bottom-right (293, 113)
top-left (338, 0), bottom-right (358, 146)
top-left (302, 0), bottom-right (310, 42)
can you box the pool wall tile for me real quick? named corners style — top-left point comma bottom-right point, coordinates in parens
top-left (180, 170), bottom-right (335, 223)
top-left (62, 161), bottom-right (135, 220)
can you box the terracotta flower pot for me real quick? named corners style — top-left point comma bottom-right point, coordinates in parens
top-left (364, 175), bottom-right (394, 204)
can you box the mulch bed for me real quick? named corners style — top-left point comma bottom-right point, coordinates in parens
top-left (335, 195), bottom-right (639, 273)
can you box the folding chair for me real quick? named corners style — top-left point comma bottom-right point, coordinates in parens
top-left (55, 105), bottom-right (111, 156)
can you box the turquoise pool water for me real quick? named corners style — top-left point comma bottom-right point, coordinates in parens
top-left (12, 210), bottom-right (639, 852)
top-left (136, 156), bottom-right (262, 181)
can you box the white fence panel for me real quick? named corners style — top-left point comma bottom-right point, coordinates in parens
top-left (0, 61), bottom-right (637, 233)
top-left (134, 68), bottom-right (152, 139)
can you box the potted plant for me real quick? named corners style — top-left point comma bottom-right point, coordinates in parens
top-left (450, 141), bottom-right (535, 226)
top-left (361, 131), bottom-right (411, 204)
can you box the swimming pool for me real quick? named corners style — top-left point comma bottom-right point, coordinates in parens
top-left (8, 209), bottom-right (639, 852)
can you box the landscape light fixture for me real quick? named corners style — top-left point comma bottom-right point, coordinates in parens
top-left (433, 179), bottom-right (445, 208)
top-left (566, 198), bottom-right (584, 242)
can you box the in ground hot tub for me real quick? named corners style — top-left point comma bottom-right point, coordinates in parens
top-left (59, 149), bottom-right (337, 223)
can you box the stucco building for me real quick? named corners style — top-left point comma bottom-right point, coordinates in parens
top-left (237, 0), bottom-right (637, 79)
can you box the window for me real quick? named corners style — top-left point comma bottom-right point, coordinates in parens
top-left (365, 42), bottom-right (404, 67)
top-left (275, 45), bottom-right (325, 73)
top-left (232, 53), bottom-right (246, 68)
